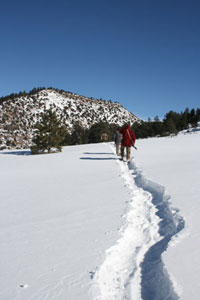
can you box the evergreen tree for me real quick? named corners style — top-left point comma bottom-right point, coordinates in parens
top-left (70, 123), bottom-right (88, 145)
top-left (109, 123), bottom-right (118, 140)
top-left (152, 119), bottom-right (164, 136)
top-left (61, 131), bottom-right (71, 146)
top-left (154, 115), bottom-right (160, 122)
top-left (188, 108), bottom-right (197, 126)
top-left (164, 118), bottom-right (178, 134)
top-left (31, 109), bottom-right (68, 154)
top-left (196, 108), bottom-right (200, 123)
top-left (88, 122), bottom-right (111, 143)
top-left (179, 113), bottom-right (188, 130)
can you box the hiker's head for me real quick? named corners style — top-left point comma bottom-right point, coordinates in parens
top-left (124, 123), bottom-right (130, 129)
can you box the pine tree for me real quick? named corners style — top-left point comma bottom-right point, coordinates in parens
top-left (196, 108), bottom-right (200, 122)
top-left (164, 118), bottom-right (178, 134)
top-left (31, 109), bottom-right (68, 154)
top-left (70, 123), bottom-right (88, 145)
top-left (88, 122), bottom-right (111, 143)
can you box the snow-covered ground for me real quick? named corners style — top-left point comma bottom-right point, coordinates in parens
top-left (134, 131), bottom-right (200, 300)
top-left (0, 130), bottom-right (199, 299)
top-left (0, 144), bottom-right (130, 300)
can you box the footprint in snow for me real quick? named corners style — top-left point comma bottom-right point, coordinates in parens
top-left (89, 271), bottom-right (95, 279)
top-left (20, 284), bottom-right (29, 289)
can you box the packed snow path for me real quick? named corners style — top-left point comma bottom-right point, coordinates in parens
top-left (92, 144), bottom-right (184, 300)
top-left (0, 142), bottom-right (184, 300)
top-left (134, 131), bottom-right (200, 300)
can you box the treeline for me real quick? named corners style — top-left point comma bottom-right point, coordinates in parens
top-left (132, 108), bottom-right (200, 139)
top-left (62, 122), bottom-right (118, 146)
top-left (31, 109), bottom-right (118, 154)
top-left (30, 107), bottom-right (200, 154)
top-left (68, 107), bottom-right (200, 145)
top-left (0, 87), bottom-right (75, 104)
top-left (0, 87), bottom-right (46, 104)
top-left (0, 86), bottom-right (115, 105)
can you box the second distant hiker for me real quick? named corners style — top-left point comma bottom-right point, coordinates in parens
top-left (114, 127), bottom-right (122, 156)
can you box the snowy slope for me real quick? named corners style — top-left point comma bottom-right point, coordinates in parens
top-left (0, 132), bottom-right (199, 300)
top-left (0, 89), bottom-right (139, 149)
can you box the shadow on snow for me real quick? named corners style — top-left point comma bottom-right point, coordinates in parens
top-left (0, 150), bottom-right (31, 156)
top-left (80, 157), bottom-right (118, 161)
top-left (83, 152), bottom-right (115, 155)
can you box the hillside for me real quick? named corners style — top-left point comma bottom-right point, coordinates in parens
top-left (0, 88), bottom-right (139, 149)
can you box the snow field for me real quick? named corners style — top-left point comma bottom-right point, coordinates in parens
top-left (134, 131), bottom-right (200, 300)
top-left (1, 131), bottom-right (199, 299)
top-left (0, 144), bottom-right (131, 300)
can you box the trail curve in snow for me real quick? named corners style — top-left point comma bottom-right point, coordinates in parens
top-left (91, 144), bottom-right (184, 300)
top-left (128, 160), bottom-right (184, 300)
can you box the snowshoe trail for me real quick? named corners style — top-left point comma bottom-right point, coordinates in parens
top-left (91, 145), bottom-right (184, 300)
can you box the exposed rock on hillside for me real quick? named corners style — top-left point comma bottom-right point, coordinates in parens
top-left (0, 88), bottom-right (140, 149)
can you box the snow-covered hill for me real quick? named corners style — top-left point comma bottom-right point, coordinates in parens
top-left (0, 88), bottom-right (139, 149)
top-left (0, 130), bottom-right (200, 299)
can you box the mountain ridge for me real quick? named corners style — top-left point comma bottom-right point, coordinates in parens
top-left (0, 87), bottom-right (140, 149)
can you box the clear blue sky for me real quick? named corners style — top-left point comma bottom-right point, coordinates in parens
top-left (0, 0), bottom-right (200, 120)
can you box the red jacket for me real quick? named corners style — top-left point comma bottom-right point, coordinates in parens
top-left (120, 125), bottom-right (136, 147)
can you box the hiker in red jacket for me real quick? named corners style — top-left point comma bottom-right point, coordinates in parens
top-left (120, 124), bottom-right (136, 162)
